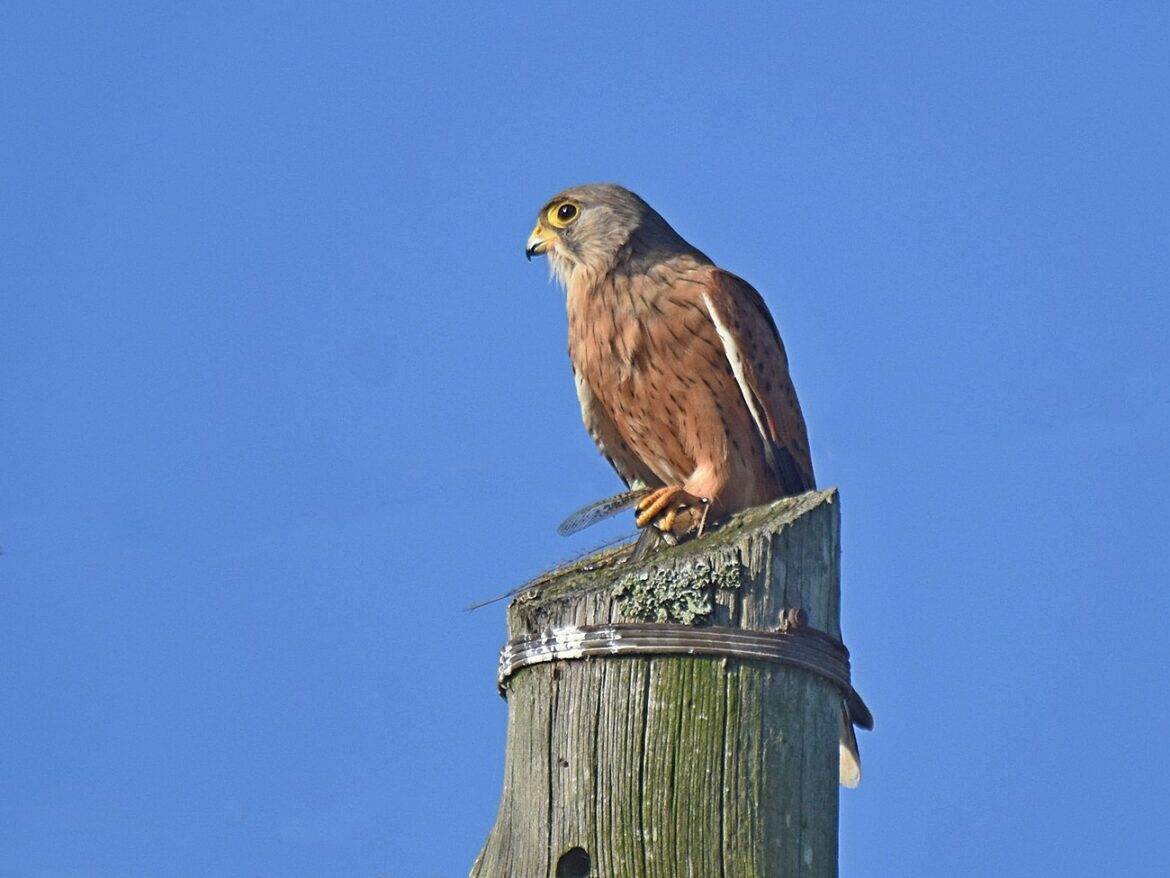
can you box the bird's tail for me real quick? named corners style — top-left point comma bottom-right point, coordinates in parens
top-left (839, 686), bottom-right (874, 788)
top-left (839, 705), bottom-right (862, 788)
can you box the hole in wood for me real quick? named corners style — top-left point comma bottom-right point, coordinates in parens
top-left (556, 846), bottom-right (590, 878)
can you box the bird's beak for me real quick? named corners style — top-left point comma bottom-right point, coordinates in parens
top-left (526, 224), bottom-right (554, 261)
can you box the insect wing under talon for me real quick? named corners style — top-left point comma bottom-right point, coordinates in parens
top-left (557, 487), bottom-right (653, 536)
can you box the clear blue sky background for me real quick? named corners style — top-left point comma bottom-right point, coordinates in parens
top-left (3, 3), bottom-right (1168, 876)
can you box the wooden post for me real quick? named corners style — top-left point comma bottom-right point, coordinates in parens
top-left (472, 488), bottom-right (851, 878)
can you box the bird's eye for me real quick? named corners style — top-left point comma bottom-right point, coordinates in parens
top-left (547, 201), bottom-right (581, 228)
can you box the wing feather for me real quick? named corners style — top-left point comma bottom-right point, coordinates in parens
top-left (701, 270), bottom-right (815, 495)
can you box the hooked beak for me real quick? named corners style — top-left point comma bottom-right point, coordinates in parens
top-left (525, 224), bottom-right (555, 261)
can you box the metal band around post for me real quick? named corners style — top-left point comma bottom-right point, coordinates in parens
top-left (497, 620), bottom-right (870, 727)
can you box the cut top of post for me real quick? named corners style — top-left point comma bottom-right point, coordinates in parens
top-left (507, 488), bottom-right (842, 642)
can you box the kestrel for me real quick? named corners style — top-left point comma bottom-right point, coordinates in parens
top-left (525, 185), bottom-right (869, 787)
top-left (525, 184), bottom-right (815, 546)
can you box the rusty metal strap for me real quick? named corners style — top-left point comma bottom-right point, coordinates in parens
top-left (497, 618), bottom-right (872, 729)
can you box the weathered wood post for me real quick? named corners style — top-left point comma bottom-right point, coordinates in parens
top-left (472, 488), bottom-right (866, 878)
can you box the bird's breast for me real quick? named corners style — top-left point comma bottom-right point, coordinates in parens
top-left (567, 273), bottom-right (654, 383)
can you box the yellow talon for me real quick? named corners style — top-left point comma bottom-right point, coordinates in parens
top-left (633, 485), bottom-right (709, 536)
top-left (658, 506), bottom-right (679, 533)
top-left (634, 486), bottom-right (679, 528)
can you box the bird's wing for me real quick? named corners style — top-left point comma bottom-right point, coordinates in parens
top-left (573, 366), bottom-right (660, 490)
top-left (701, 269), bottom-right (815, 495)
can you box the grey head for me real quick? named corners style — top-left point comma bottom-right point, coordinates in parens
top-left (525, 183), bottom-right (707, 287)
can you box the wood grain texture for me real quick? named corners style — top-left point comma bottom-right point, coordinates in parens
top-left (471, 489), bottom-right (844, 878)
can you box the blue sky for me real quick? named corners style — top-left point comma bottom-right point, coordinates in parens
top-left (2, 2), bottom-right (1168, 876)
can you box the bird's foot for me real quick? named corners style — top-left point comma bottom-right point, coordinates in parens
top-left (634, 486), bottom-right (709, 536)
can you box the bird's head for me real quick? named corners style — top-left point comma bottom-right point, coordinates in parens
top-left (526, 184), bottom-right (689, 287)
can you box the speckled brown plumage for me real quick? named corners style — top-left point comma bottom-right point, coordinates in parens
top-left (526, 184), bottom-right (814, 539)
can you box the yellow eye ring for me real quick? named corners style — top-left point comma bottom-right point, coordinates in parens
top-left (547, 200), bottom-right (581, 228)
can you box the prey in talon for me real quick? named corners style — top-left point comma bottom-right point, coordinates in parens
top-left (528, 184), bottom-right (816, 556)
top-left (633, 485), bottom-right (707, 536)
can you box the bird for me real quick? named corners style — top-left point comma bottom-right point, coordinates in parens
top-left (525, 183), bottom-right (816, 547)
top-left (525, 185), bottom-right (870, 787)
